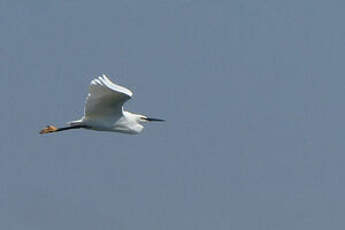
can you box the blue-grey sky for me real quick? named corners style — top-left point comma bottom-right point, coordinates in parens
top-left (1, 0), bottom-right (345, 229)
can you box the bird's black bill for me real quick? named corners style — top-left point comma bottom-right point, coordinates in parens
top-left (146, 117), bottom-right (165, 122)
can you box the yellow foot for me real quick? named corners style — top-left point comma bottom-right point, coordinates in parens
top-left (40, 125), bottom-right (58, 134)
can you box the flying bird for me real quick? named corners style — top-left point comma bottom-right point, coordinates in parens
top-left (40, 74), bottom-right (164, 135)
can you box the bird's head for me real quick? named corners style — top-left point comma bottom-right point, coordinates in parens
top-left (124, 111), bottom-right (165, 124)
top-left (137, 114), bottom-right (165, 123)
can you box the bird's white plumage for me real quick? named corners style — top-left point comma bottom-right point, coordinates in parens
top-left (84, 74), bottom-right (133, 118)
top-left (56, 74), bottom-right (163, 135)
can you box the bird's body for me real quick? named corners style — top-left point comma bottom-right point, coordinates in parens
top-left (76, 111), bottom-right (144, 134)
top-left (40, 74), bottom-right (164, 135)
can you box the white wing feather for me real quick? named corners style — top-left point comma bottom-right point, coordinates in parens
top-left (84, 74), bottom-right (133, 118)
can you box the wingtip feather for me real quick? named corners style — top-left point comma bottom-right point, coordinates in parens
top-left (91, 73), bottom-right (133, 97)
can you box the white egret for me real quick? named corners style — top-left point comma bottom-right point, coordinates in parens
top-left (40, 74), bottom-right (164, 135)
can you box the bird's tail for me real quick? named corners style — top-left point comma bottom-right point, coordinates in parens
top-left (67, 118), bottom-right (84, 126)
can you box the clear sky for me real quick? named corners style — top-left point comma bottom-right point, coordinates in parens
top-left (1, 0), bottom-right (345, 229)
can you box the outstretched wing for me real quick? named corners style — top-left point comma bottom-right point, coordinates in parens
top-left (84, 74), bottom-right (133, 119)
